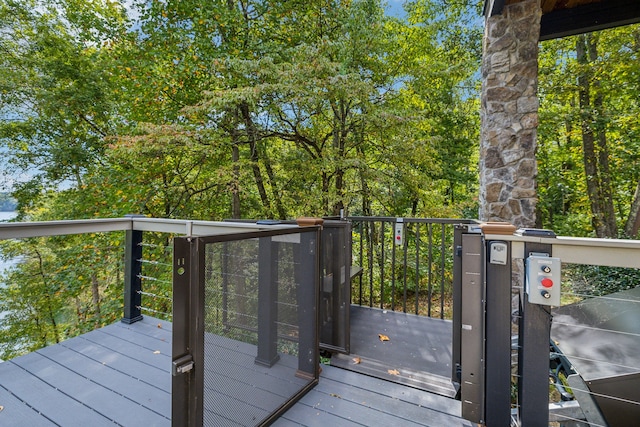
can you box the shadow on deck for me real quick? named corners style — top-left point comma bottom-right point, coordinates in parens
top-left (0, 316), bottom-right (472, 426)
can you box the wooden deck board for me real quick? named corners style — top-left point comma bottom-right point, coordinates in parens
top-left (275, 364), bottom-right (474, 427)
top-left (319, 365), bottom-right (463, 417)
top-left (0, 315), bottom-right (471, 426)
top-left (59, 335), bottom-right (170, 390)
top-left (37, 343), bottom-right (170, 418)
top-left (331, 305), bottom-right (457, 396)
top-left (11, 351), bottom-right (169, 426)
top-left (0, 361), bottom-right (113, 427)
top-left (0, 384), bottom-right (57, 427)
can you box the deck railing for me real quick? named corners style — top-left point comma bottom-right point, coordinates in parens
top-left (0, 216), bottom-right (320, 426)
top-left (0, 216), bottom-right (292, 326)
top-left (348, 216), bottom-right (477, 318)
top-left (468, 228), bottom-right (640, 426)
top-left (2, 216), bottom-right (640, 426)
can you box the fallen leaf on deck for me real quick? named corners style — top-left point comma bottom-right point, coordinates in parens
top-left (153, 350), bottom-right (161, 354)
top-left (352, 357), bottom-right (361, 364)
top-left (329, 393), bottom-right (342, 399)
top-left (388, 369), bottom-right (400, 376)
top-left (378, 334), bottom-right (390, 342)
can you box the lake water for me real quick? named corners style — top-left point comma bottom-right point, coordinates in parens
top-left (0, 211), bottom-right (15, 221)
top-left (0, 211), bottom-right (17, 276)
top-left (1, 212), bottom-right (16, 326)
top-left (0, 211), bottom-right (16, 354)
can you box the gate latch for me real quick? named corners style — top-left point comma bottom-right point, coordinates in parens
top-left (172, 354), bottom-right (194, 376)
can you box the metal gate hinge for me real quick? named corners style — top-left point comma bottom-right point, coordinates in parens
top-left (172, 354), bottom-right (194, 376)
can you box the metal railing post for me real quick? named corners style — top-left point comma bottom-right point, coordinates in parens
top-left (459, 230), bottom-right (485, 423)
top-left (122, 215), bottom-right (144, 324)
top-left (452, 224), bottom-right (464, 384)
top-left (295, 229), bottom-right (320, 379)
top-left (518, 237), bottom-right (554, 426)
top-left (171, 236), bottom-right (194, 427)
top-left (255, 236), bottom-right (280, 367)
top-left (484, 238), bottom-right (512, 426)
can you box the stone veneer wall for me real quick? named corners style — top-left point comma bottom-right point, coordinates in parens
top-left (479, 0), bottom-right (542, 228)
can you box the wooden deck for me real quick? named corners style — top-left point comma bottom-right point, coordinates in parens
top-left (0, 317), bottom-right (172, 426)
top-left (0, 316), bottom-right (472, 426)
top-left (331, 306), bottom-right (457, 397)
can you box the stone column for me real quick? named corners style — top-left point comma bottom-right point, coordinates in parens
top-left (479, 0), bottom-right (542, 228)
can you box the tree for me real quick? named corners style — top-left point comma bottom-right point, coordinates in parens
top-left (537, 24), bottom-right (640, 238)
top-left (575, 33), bottom-right (617, 238)
top-left (0, 0), bottom-right (485, 358)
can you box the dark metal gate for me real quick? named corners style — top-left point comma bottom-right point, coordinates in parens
top-left (319, 220), bottom-right (353, 353)
top-left (171, 226), bottom-right (321, 426)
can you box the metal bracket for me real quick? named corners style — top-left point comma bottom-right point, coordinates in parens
top-left (172, 354), bottom-right (194, 376)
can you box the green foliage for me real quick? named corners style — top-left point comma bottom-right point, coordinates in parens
top-left (0, 233), bottom-right (125, 360)
top-left (537, 25), bottom-right (640, 237)
top-left (351, 220), bottom-right (458, 318)
top-left (0, 0), bottom-right (482, 358)
top-left (0, 0), bottom-right (128, 190)
top-left (564, 264), bottom-right (640, 297)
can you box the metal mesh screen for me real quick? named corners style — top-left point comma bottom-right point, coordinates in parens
top-left (201, 232), bottom-right (318, 426)
top-left (319, 222), bottom-right (351, 353)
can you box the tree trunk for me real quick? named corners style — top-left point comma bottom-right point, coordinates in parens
top-left (91, 273), bottom-right (101, 327)
top-left (262, 147), bottom-right (287, 219)
top-left (576, 34), bottom-right (616, 238)
top-left (624, 180), bottom-right (640, 238)
top-left (589, 39), bottom-right (617, 237)
top-left (331, 100), bottom-right (347, 216)
top-left (231, 141), bottom-right (241, 219)
top-left (240, 102), bottom-right (272, 217)
top-left (322, 171), bottom-right (330, 215)
top-left (357, 144), bottom-right (372, 216)
top-left (34, 249), bottom-right (60, 343)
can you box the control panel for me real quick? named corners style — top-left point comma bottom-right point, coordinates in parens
top-left (394, 221), bottom-right (404, 246)
top-left (525, 255), bottom-right (561, 306)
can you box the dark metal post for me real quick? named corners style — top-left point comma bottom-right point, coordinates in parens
top-left (460, 232), bottom-right (485, 423)
top-left (484, 239), bottom-right (512, 426)
top-left (221, 241), bottom-right (229, 328)
top-left (518, 238), bottom-right (553, 426)
top-left (122, 215), bottom-right (143, 324)
top-left (330, 224), bottom-right (343, 350)
top-left (452, 225), bottom-right (464, 384)
top-left (255, 236), bottom-right (280, 367)
top-left (295, 230), bottom-right (320, 379)
top-left (171, 236), bottom-right (193, 426)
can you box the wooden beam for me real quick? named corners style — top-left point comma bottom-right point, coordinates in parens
top-left (540, 0), bottom-right (640, 41)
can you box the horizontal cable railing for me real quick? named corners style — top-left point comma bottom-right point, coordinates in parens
top-left (0, 216), bottom-right (301, 360)
top-left (135, 239), bottom-right (174, 320)
top-left (3, 216), bottom-right (640, 426)
top-left (476, 230), bottom-right (640, 427)
top-left (547, 264), bottom-right (640, 427)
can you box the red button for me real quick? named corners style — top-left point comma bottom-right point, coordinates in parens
top-left (541, 278), bottom-right (553, 288)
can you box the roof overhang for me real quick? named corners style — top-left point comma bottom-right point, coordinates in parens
top-left (484, 0), bottom-right (640, 41)
top-left (540, 0), bottom-right (640, 41)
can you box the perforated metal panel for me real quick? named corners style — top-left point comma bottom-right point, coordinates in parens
top-left (173, 227), bottom-right (320, 427)
top-left (319, 220), bottom-right (352, 353)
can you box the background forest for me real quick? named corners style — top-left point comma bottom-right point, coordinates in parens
top-left (0, 0), bottom-right (483, 223)
top-left (1, 0), bottom-right (639, 359)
